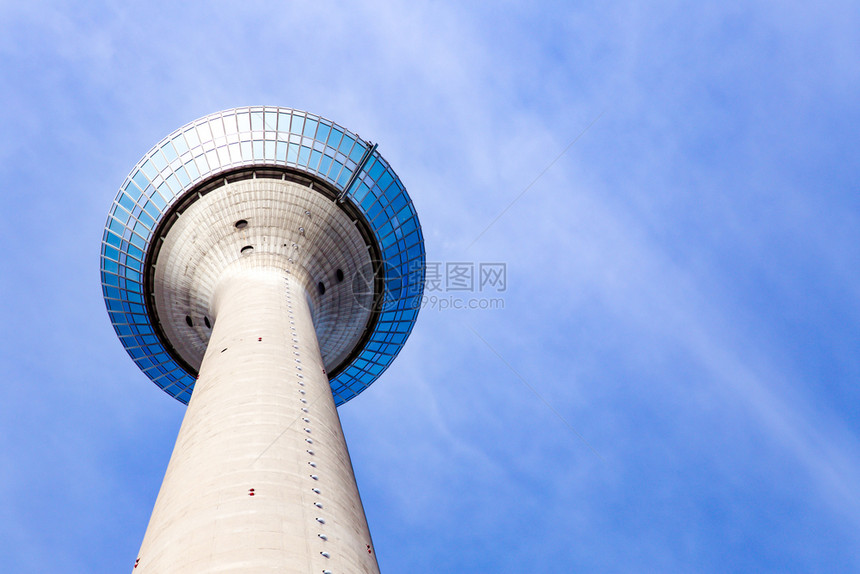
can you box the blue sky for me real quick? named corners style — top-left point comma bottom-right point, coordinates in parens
top-left (1, 1), bottom-right (859, 572)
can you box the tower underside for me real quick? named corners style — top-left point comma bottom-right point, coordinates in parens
top-left (150, 176), bottom-right (378, 377)
top-left (135, 179), bottom-right (381, 573)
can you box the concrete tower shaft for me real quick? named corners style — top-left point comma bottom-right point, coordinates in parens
top-left (136, 268), bottom-right (378, 573)
top-left (135, 178), bottom-right (381, 572)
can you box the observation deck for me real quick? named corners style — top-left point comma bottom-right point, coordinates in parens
top-left (100, 106), bottom-right (425, 405)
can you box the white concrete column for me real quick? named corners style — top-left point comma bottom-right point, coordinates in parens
top-left (135, 267), bottom-right (380, 573)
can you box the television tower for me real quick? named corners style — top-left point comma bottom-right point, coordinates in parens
top-left (100, 107), bottom-right (425, 573)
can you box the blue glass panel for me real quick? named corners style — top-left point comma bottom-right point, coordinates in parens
top-left (185, 160), bottom-right (200, 180)
top-left (129, 233), bottom-right (146, 250)
top-left (328, 128), bottom-right (343, 149)
top-left (316, 122), bottom-right (330, 142)
top-left (104, 231), bottom-right (122, 249)
top-left (298, 146), bottom-right (311, 166)
top-left (353, 182), bottom-right (370, 203)
top-left (368, 158), bottom-right (385, 180)
top-left (339, 135), bottom-right (356, 154)
top-left (329, 159), bottom-right (343, 180)
top-left (360, 192), bottom-right (377, 212)
top-left (251, 111), bottom-right (263, 130)
top-left (276, 141), bottom-right (287, 161)
top-left (278, 112), bottom-right (290, 132)
top-left (104, 258), bottom-right (118, 275)
top-left (390, 193), bottom-right (408, 214)
top-left (319, 154), bottom-right (332, 175)
top-left (118, 193), bottom-right (135, 213)
top-left (142, 200), bottom-right (160, 220)
top-left (112, 203), bottom-right (132, 223)
top-left (376, 171), bottom-right (394, 193)
top-left (303, 118), bottom-right (318, 138)
top-left (140, 160), bottom-right (157, 180)
top-left (287, 143), bottom-right (299, 164)
top-left (349, 142), bottom-right (365, 163)
top-left (265, 140), bottom-right (276, 160)
top-left (162, 142), bottom-right (178, 162)
top-left (151, 151), bottom-right (167, 171)
top-left (108, 217), bottom-right (125, 236)
top-left (290, 115), bottom-right (304, 135)
top-left (264, 110), bottom-right (278, 131)
top-left (165, 174), bottom-right (180, 192)
top-left (406, 243), bottom-right (423, 260)
top-left (125, 179), bottom-right (143, 200)
top-left (172, 134), bottom-right (189, 155)
top-left (103, 245), bottom-right (119, 261)
top-left (176, 166), bottom-right (191, 186)
top-left (394, 321), bottom-right (411, 333)
top-left (240, 141), bottom-right (253, 160)
top-left (365, 199), bottom-right (383, 221)
top-left (375, 204), bottom-right (395, 225)
top-left (378, 221), bottom-right (393, 238)
top-left (309, 149), bottom-right (322, 170)
top-left (337, 167), bottom-right (350, 187)
top-left (149, 191), bottom-right (166, 210)
top-left (379, 233), bottom-right (396, 250)
top-left (397, 204), bottom-right (414, 223)
top-left (253, 141), bottom-right (264, 159)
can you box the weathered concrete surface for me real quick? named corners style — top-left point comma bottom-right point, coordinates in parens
top-left (135, 179), bottom-right (380, 573)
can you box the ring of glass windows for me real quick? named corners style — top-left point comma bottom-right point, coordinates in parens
top-left (100, 107), bottom-right (425, 405)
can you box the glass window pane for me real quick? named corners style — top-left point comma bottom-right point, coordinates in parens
top-left (237, 112), bottom-right (251, 132)
top-left (184, 127), bottom-right (200, 148)
top-left (210, 118), bottom-right (225, 138)
top-left (223, 114), bottom-right (238, 135)
top-left (162, 142), bottom-right (178, 162)
top-left (290, 114), bottom-right (304, 135)
top-left (172, 134), bottom-right (189, 155)
top-left (303, 119), bottom-right (318, 138)
top-left (316, 122), bottom-right (330, 142)
top-left (251, 112), bottom-right (263, 131)
top-left (151, 151), bottom-right (167, 171)
top-left (196, 122), bottom-right (212, 142)
top-left (264, 111), bottom-right (278, 131)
